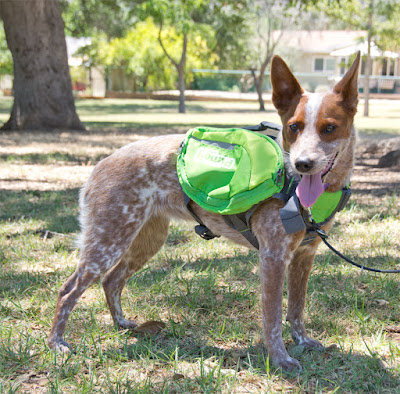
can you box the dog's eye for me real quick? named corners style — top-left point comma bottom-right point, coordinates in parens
top-left (288, 123), bottom-right (298, 132)
top-left (324, 124), bottom-right (336, 133)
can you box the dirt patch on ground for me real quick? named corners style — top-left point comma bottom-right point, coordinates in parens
top-left (354, 137), bottom-right (400, 197)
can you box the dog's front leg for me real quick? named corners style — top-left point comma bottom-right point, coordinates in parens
top-left (259, 245), bottom-right (302, 372)
top-left (252, 202), bottom-right (304, 372)
top-left (251, 200), bottom-right (304, 371)
top-left (286, 241), bottom-right (324, 350)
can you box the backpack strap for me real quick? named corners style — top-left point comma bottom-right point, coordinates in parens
top-left (222, 203), bottom-right (261, 249)
top-left (183, 190), bottom-right (260, 248)
top-left (183, 193), bottom-right (220, 241)
top-left (242, 121), bottom-right (282, 133)
top-left (270, 173), bottom-right (308, 235)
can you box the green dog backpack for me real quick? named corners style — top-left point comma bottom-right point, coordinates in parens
top-left (176, 126), bottom-right (285, 215)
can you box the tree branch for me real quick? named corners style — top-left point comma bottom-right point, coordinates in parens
top-left (179, 33), bottom-right (188, 70)
top-left (158, 22), bottom-right (179, 69)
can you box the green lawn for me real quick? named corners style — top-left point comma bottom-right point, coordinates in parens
top-left (0, 96), bottom-right (400, 137)
top-left (0, 97), bottom-right (399, 392)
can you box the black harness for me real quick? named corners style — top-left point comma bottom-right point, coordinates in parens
top-left (183, 121), bottom-right (351, 249)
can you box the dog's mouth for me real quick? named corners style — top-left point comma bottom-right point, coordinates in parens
top-left (296, 153), bottom-right (337, 208)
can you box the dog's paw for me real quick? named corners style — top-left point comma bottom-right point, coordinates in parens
top-left (116, 318), bottom-right (138, 330)
top-left (274, 356), bottom-right (302, 374)
top-left (48, 338), bottom-right (72, 353)
top-left (293, 335), bottom-right (325, 351)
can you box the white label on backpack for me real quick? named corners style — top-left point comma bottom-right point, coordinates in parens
top-left (194, 146), bottom-right (236, 170)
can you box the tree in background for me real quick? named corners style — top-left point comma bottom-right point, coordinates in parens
top-left (0, 0), bottom-right (84, 131)
top-left (61, 0), bottom-right (134, 38)
top-left (248, 0), bottom-right (287, 111)
top-left (140, 0), bottom-right (201, 113)
top-left (140, 0), bottom-right (248, 113)
top-left (92, 18), bottom-right (217, 92)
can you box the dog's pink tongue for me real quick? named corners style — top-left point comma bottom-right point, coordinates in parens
top-left (296, 171), bottom-right (324, 207)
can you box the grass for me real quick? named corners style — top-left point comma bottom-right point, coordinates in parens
top-left (0, 97), bottom-right (400, 392)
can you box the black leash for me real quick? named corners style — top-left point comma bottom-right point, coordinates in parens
top-left (308, 211), bottom-right (400, 274)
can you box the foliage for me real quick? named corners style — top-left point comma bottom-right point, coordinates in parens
top-left (139, 0), bottom-right (251, 68)
top-left (208, 3), bottom-right (252, 69)
top-left (60, 0), bottom-right (136, 38)
top-left (0, 21), bottom-right (12, 76)
top-left (89, 18), bottom-right (217, 91)
top-left (305, 0), bottom-right (400, 51)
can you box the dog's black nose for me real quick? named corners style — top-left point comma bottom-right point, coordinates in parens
top-left (295, 157), bottom-right (314, 172)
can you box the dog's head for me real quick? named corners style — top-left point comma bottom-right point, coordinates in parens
top-left (270, 52), bottom-right (360, 207)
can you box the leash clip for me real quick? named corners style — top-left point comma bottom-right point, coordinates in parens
top-left (195, 225), bottom-right (217, 240)
top-left (306, 207), bottom-right (328, 239)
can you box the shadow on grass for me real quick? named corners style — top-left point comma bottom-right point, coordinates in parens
top-left (0, 270), bottom-right (60, 300)
top-left (75, 99), bottom-right (271, 115)
top-left (0, 188), bottom-right (80, 234)
top-left (83, 121), bottom-right (277, 133)
top-left (0, 98), bottom-right (12, 114)
top-left (0, 152), bottom-right (108, 164)
top-left (358, 129), bottom-right (400, 138)
top-left (109, 331), bottom-right (399, 391)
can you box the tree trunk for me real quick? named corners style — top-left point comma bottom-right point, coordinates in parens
top-left (363, 0), bottom-right (374, 118)
top-left (0, 0), bottom-right (84, 131)
top-left (158, 28), bottom-right (187, 114)
top-left (251, 68), bottom-right (265, 111)
top-left (177, 66), bottom-right (186, 114)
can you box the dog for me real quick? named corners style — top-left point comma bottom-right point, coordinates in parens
top-left (48, 53), bottom-right (360, 372)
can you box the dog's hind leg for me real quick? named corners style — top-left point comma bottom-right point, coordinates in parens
top-left (102, 215), bottom-right (170, 329)
top-left (48, 214), bottom-right (149, 352)
top-left (286, 241), bottom-right (325, 351)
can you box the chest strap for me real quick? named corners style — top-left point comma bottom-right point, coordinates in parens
top-left (222, 204), bottom-right (261, 249)
top-left (183, 183), bottom-right (351, 250)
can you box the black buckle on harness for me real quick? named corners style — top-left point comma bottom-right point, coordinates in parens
top-left (195, 225), bottom-right (216, 240)
top-left (242, 121), bottom-right (282, 133)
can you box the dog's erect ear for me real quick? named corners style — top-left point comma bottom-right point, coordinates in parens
top-left (333, 51), bottom-right (360, 113)
top-left (271, 55), bottom-right (303, 114)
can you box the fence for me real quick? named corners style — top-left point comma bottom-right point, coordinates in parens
top-left (192, 69), bottom-right (400, 94)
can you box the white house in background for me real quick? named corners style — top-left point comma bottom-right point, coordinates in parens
top-left (66, 36), bottom-right (106, 97)
top-left (275, 30), bottom-right (400, 93)
top-left (66, 36), bottom-right (92, 67)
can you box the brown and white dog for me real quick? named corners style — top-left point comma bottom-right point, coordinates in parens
top-left (48, 53), bottom-right (360, 372)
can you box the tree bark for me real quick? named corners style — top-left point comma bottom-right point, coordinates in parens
top-left (363, 0), bottom-right (374, 117)
top-left (251, 68), bottom-right (265, 111)
top-left (158, 27), bottom-right (187, 114)
top-left (252, 16), bottom-right (282, 112)
top-left (0, 0), bottom-right (84, 131)
top-left (177, 65), bottom-right (186, 114)
top-left (177, 34), bottom-right (187, 114)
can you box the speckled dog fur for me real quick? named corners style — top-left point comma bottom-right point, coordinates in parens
top-left (48, 54), bottom-right (360, 372)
